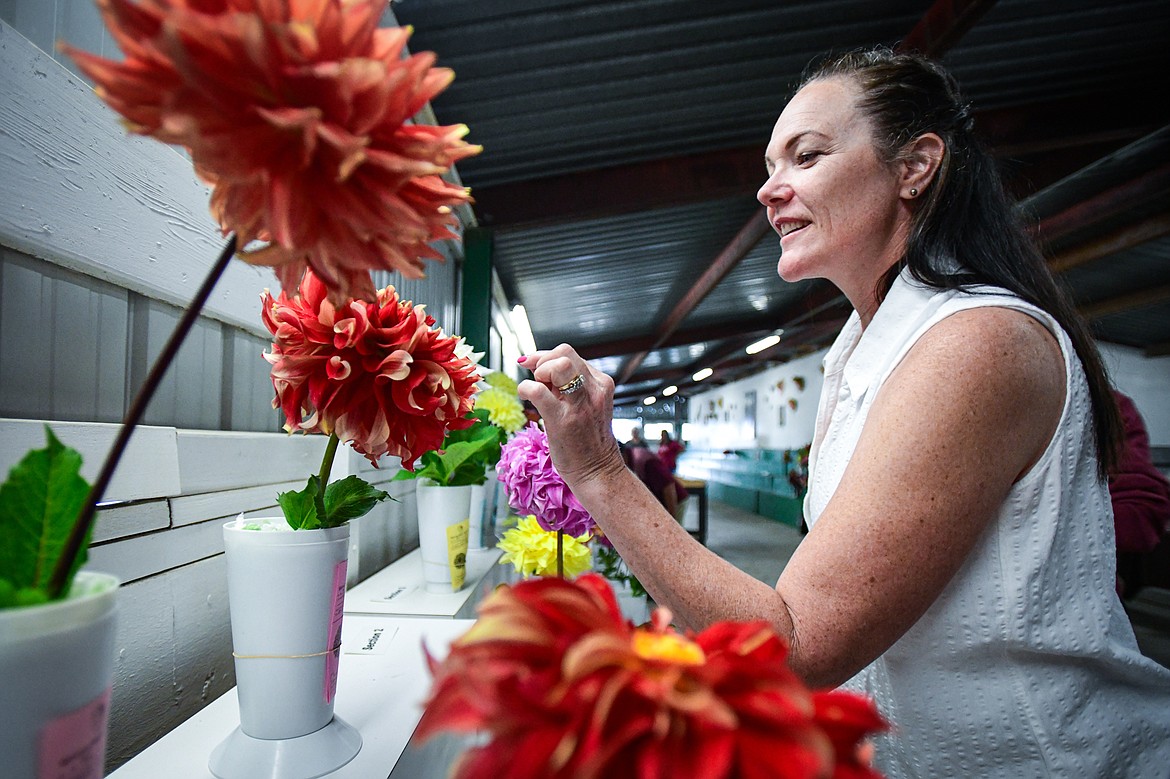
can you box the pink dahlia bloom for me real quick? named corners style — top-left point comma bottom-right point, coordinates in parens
top-left (262, 269), bottom-right (478, 468)
top-left (63, 0), bottom-right (481, 302)
top-left (497, 423), bottom-right (595, 537)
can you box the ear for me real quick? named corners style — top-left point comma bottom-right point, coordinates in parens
top-left (900, 132), bottom-right (945, 200)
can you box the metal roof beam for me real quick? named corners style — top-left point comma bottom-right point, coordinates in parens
top-left (1080, 284), bottom-right (1170, 321)
top-left (898, 0), bottom-right (1000, 59)
top-left (1032, 162), bottom-right (1170, 248)
top-left (613, 0), bottom-right (991, 391)
top-left (1049, 213), bottom-right (1170, 274)
top-left (614, 211), bottom-right (771, 385)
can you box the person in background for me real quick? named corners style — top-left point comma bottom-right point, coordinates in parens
top-left (621, 444), bottom-right (688, 522)
top-left (657, 430), bottom-right (686, 473)
top-left (626, 426), bottom-right (648, 448)
top-left (1110, 390), bottom-right (1170, 598)
top-left (518, 46), bottom-right (1170, 777)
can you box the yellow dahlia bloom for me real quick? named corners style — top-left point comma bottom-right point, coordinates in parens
top-left (476, 387), bottom-right (525, 434)
top-left (484, 371), bottom-right (519, 394)
top-left (498, 516), bottom-right (591, 578)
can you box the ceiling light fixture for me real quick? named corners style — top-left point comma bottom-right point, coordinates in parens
top-left (692, 367), bottom-right (713, 382)
top-left (662, 385), bottom-right (678, 397)
top-left (643, 396), bottom-right (657, 405)
top-left (745, 333), bottom-right (782, 355)
top-left (510, 304), bottom-right (537, 355)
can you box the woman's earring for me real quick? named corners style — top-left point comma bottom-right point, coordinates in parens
top-left (909, 187), bottom-right (918, 197)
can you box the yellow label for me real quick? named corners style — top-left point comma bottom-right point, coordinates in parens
top-left (446, 518), bottom-right (469, 590)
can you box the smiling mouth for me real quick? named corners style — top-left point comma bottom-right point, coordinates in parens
top-left (777, 221), bottom-right (809, 238)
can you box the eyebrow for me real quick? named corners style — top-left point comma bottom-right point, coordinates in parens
top-left (765, 129), bottom-right (832, 167)
top-left (783, 129), bottom-right (831, 151)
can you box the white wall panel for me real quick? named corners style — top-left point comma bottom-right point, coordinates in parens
top-left (0, 247), bottom-right (131, 422)
top-left (0, 17), bottom-right (276, 334)
top-left (106, 555), bottom-right (235, 770)
top-left (0, 417), bottom-right (181, 501)
top-left (0, 250), bottom-right (53, 418)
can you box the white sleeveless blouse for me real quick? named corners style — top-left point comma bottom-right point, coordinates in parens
top-left (805, 271), bottom-right (1170, 778)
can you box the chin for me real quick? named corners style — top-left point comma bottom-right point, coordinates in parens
top-left (776, 254), bottom-right (814, 283)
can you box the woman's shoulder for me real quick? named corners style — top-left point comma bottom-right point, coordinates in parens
top-left (912, 306), bottom-right (1063, 386)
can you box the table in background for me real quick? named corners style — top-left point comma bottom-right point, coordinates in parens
top-left (677, 478), bottom-right (709, 545)
top-left (107, 615), bottom-right (473, 779)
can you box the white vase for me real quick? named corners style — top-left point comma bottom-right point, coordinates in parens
top-left (415, 479), bottom-right (471, 592)
top-left (210, 517), bottom-right (361, 779)
top-left (0, 570), bottom-right (119, 779)
top-left (468, 481), bottom-right (487, 551)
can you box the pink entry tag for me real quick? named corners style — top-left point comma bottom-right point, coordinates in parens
top-left (325, 559), bottom-right (347, 704)
top-left (38, 687), bottom-right (111, 779)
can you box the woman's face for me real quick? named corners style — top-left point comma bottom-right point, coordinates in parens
top-left (758, 77), bottom-right (909, 306)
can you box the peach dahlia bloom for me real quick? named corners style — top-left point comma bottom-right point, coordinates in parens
top-left (417, 574), bottom-right (887, 779)
top-left (262, 269), bottom-right (478, 468)
top-left (64, 0), bottom-right (481, 301)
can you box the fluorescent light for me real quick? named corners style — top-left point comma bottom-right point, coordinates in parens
top-left (692, 367), bottom-right (713, 382)
top-left (643, 396), bottom-right (657, 405)
top-left (662, 385), bottom-right (678, 397)
top-left (510, 304), bottom-right (537, 354)
top-left (745, 333), bottom-right (782, 355)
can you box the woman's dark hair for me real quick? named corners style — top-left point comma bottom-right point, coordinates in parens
top-left (798, 47), bottom-right (1121, 476)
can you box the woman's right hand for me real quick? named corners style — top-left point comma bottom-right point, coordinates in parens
top-left (516, 344), bottom-right (625, 492)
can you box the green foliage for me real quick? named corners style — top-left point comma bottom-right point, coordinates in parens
top-left (0, 427), bottom-right (92, 608)
top-left (594, 544), bottom-right (646, 599)
top-left (278, 474), bottom-right (389, 530)
top-left (393, 409), bottom-right (506, 487)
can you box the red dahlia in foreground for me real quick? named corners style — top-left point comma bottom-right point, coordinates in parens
top-left (262, 269), bottom-right (478, 468)
top-left (416, 574), bottom-right (887, 779)
top-left (64, 0), bottom-right (481, 302)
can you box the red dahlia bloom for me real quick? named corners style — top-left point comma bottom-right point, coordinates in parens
top-left (63, 0), bottom-right (481, 302)
top-left (262, 269), bottom-right (478, 468)
top-left (417, 574), bottom-right (887, 779)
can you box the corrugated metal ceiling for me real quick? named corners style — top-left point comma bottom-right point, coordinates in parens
top-left (394, 0), bottom-right (1170, 403)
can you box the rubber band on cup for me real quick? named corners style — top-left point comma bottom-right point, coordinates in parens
top-left (232, 642), bottom-right (342, 660)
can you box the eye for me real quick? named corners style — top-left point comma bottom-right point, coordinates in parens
top-left (796, 150), bottom-right (822, 166)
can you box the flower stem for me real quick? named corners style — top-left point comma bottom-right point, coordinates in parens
top-left (47, 234), bottom-right (239, 598)
top-left (316, 433), bottom-right (341, 520)
top-left (557, 530), bottom-right (564, 579)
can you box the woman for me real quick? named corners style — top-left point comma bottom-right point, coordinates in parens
top-left (518, 48), bottom-right (1170, 776)
top-left (657, 430), bottom-right (685, 472)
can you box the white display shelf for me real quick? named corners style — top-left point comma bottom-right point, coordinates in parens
top-left (344, 547), bottom-right (514, 620)
top-left (108, 615), bottom-right (474, 779)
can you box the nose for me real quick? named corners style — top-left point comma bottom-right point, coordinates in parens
top-left (757, 170), bottom-right (793, 208)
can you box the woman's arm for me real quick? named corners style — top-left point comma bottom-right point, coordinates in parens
top-left (520, 307), bottom-right (1064, 687)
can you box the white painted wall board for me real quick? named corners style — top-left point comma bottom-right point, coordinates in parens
top-left (0, 417), bottom-right (181, 500)
top-left (87, 516), bottom-right (225, 584)
top-left (0, 0), bottom-right (53, 55)
top-left (227, 327), bottom-right (279, 433)
top-left (93, 498), bottom-right (169, 544)
top-left (0, 252), bottom-right (53, 418)
top-left (168, 478), bottom-right (304, 528)
top-left (136, 299), bottom-right (224, 430)
top-left (175, 429), bottom-right (329, 493)
top-left (0, 247), bottom-right (131, 422)
top-left (52, 0), bottom-right (105, 79)
top-left (0, 20), bottom-right (276, 335)
top-left (105, 555), bottom-right (236, 772)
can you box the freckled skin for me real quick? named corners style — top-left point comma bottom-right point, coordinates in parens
top-left (515, 78), bottom-right (1066, 689)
